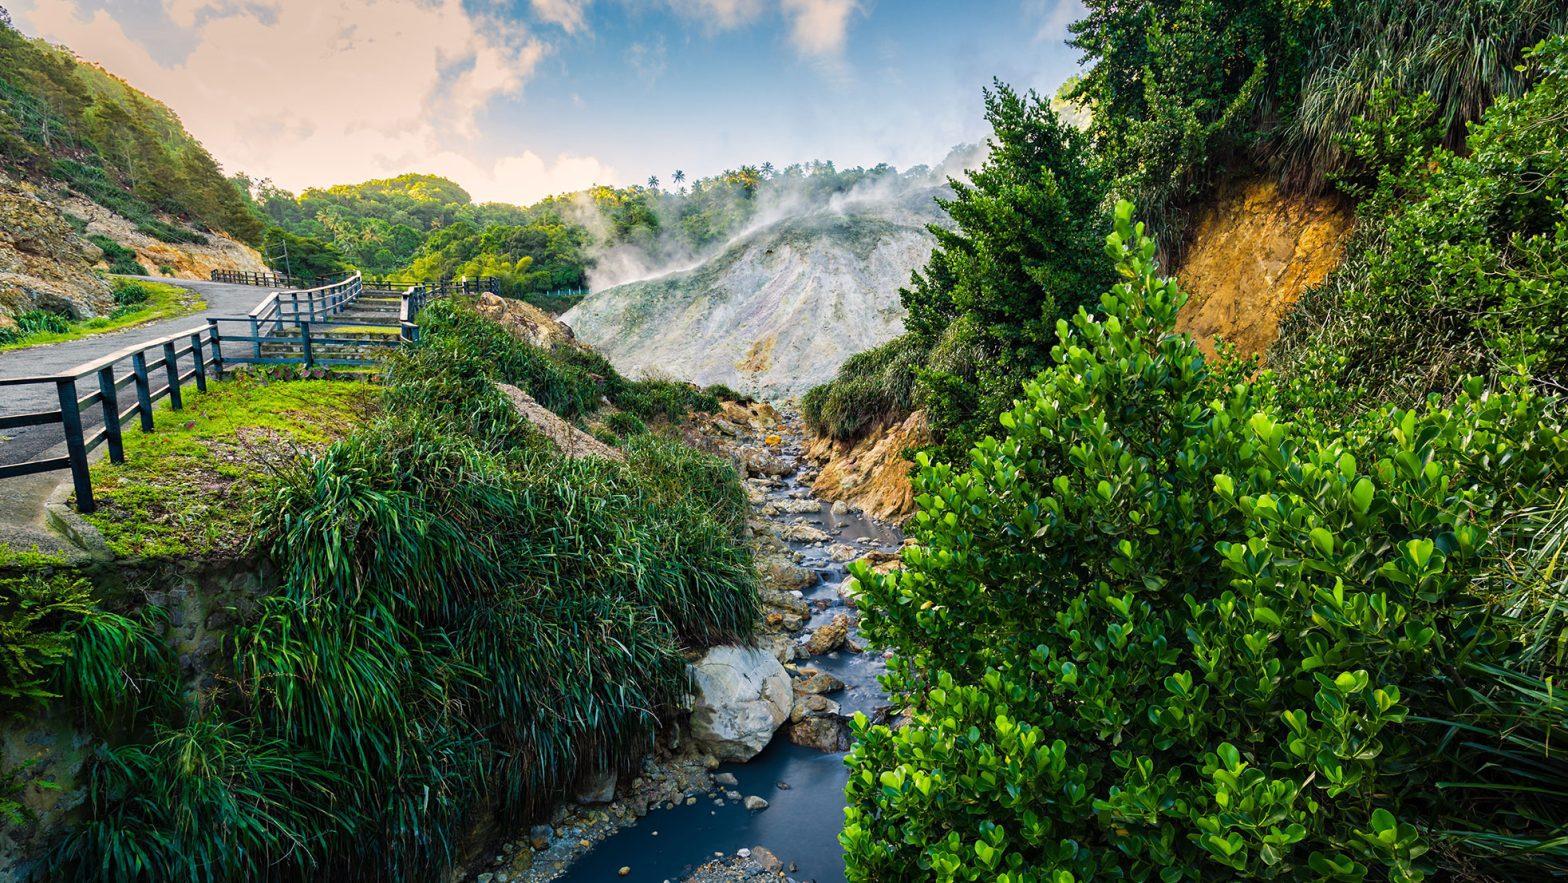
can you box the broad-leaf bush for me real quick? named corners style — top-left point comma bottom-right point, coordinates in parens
top-left (843, 202), bottom-right (1568, 880)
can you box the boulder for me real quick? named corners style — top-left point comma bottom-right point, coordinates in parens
top-left (575, 768), bottom-right (617, 804)
top-left (495, 383), bottom-right (625, 461)
top-left (688, 646), bottom-right (792, 762)
top-left (474, 291), bottom-right (584, 352)
top-left (794, 669), bottom-right (846, 695)
top-left (776, 523), bottom-right (830, 544)
top-left (804, 614), bottom-right (851, 655)
top-left (787, 715), bottom-right (852, 752)
top-left (758, 556), bottom-right (817, 593)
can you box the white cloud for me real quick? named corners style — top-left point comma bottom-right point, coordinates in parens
top-left (1024, 0), bottom-right (1084, 42)
top-left (662, 0), bottom-right (766, 30)
top-left (12, 0), bottom-right (599, 201)
top-left (531, 0), bottom-right (590, 33)
top-left (427, 150), bottom-right (616, 204)
top-left (780, 0), bottom-right (857, 56)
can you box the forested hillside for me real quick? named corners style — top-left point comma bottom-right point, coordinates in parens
top-left (253, 161), bottom-right (943, 313)
top-left (0, 12), bottom-right (260, 246)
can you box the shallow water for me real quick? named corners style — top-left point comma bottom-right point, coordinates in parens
top-left (559, 431), bottom-right (901, 882)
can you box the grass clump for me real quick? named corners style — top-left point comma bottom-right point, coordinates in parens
top-left (43, 299), bottom-right (758, 881)
top-left (84, 376), bottom-right (378, 559)
top-left (0, 279), bottom-right (203, 352)
top-left (802, 334), bottom-right (924, 442)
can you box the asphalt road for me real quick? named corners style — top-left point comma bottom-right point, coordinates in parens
top-left (0, 276), bottom-right (268, 468)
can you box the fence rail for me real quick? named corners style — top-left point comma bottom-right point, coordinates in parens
top-left (0, 325), bottom-right (218, 512)
top-left (210, 269), bottom-right (305, 288)
top-left (2, 273), bottom-right (499, 513)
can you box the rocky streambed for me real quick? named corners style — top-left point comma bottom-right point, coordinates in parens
top-left (468, 404), bottom-right (902, 883)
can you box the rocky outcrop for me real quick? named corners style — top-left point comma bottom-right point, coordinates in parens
top-left (804, 409), bottom-right (929, 524)
top-left (0, 173), bottom-right (113, 327)
top-left (494, 383), bottom-right (625, 461)
top-left (563, 194), bottom-right (948, 399)
top-left (1175, 176), bottom-right (1353, 357)
top-left (687, 645), bottom-right (792, 762)
top-left (59, 194), bottom-right (267, 281)
top-left (473, 292), bottom-right (586, 353)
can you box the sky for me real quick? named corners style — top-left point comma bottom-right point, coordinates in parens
top-left (9, 0), bottom-right (1086, 205)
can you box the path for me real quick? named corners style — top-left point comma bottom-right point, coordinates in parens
top-left (0, 276), bottom-right (265, 552)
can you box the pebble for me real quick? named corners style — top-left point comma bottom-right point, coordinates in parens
top-left (743, 795), bottom-right (769, 811)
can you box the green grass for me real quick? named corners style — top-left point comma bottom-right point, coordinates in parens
top-left (83, 377), bottom-right (379, 559)
top-left (0, 279), bottom-right (204, 353)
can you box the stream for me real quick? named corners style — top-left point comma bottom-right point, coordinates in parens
top-left (558, 418), bottom-right (902, 883)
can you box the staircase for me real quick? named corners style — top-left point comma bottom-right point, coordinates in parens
top-left (251, 287), bottom-right (407, 367)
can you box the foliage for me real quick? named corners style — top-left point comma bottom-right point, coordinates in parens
top-left (1069, 0), bottom-right (1565, 245)
top-left (805, 83), bottom-right (1111, 459)
top-left (802, 334), bottom-right (925, 442)
top-left (260, 225), bottom-right (349, 284)
top-left (86, 234), bottom-right (145, 275)
top-left (1273, 37), bottom-right (1568, 410)
top-left (0, 574), bottom-right (92, 714)
top-left (46, 296), bottom-right (757, 881)
top-left (0, 20), bottom-right (260, 243)
top-left (843, 203), bottom-right (1568, 880)
top-left (403, 218), bottom-right (589, 309)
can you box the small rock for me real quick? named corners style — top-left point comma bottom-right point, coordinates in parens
top-left (752, 846), bottom-right (783, 871)
top-left (618, 867), bottom-right (630, 877)
top-left (795, 670), bottom-right (846, 695)
top-left (743, 795), bottom-right (770, 811)
top-left (738, 847), bottom-right (752, 858)
top-left (529, 825), bottom-right (552, 850)
top-left (714, 772), bottom-right (738, 787)
top-left (804, 614), bottom-right (851, 655)
top-left (831, 500), bottom-right (850, 516)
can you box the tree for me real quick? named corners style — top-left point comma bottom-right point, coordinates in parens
top-left (647, 175), bottom-right (660, 190)
top-left (672, 170), bottom-right (685, 185)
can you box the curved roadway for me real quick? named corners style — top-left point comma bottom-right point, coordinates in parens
top-left (0, 276), bottom-right (266, 468)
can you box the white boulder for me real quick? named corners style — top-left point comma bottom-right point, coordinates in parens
top-left (688, 646), bottom-right (792, 762)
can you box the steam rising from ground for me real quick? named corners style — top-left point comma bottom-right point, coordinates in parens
top-left (573, 143), bottom-right (985, 291)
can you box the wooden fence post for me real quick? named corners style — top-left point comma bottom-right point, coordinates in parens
top-left (208, 320), bottom-right (225, 380)
top-left (300, 322), bottom-right (313, 369)
top-left (97, 365), bottom-right (124, 464)
top-left (56, 377), bottom-right (94, 513)
top-left (131, 352), bottom-right (154, 432)
top-left (190, 332), bottom-right (208, 392)
top-left (163, 341), bottom-right (183, 411)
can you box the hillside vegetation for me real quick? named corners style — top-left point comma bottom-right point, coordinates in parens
top-left (3, 298), bottom-right (754, 881)
top-left (0, 15), bottom-right (260, 245)
top-left (821, 8), bottom-right (1568, 880)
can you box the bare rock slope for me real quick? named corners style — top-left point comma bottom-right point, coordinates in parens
top-left (0, 173), bottom-right (113, 328)
top-left (563, 200), bottom-right (944, 400)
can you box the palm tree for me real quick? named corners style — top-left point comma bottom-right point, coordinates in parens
top-left (672, 169), bottom-right (686, 185)
top-left (647, 175), bottom-right (660, 190)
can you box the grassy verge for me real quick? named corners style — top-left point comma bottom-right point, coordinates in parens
top-left (83, 376), bottom-right (379, 559)
top-left (0, 278), bottom-right (204, 353)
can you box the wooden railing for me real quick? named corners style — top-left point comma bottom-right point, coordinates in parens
top-left (210, 269), bottom-right (305, 288)
top-left (1, 274), bottom-right (500, 512)
top-left (0, 325), bottom-right (219, 513)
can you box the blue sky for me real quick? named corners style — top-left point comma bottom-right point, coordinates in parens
top-left (12, 0), bottom-right (1085, 203)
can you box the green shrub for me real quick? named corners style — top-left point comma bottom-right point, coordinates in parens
top-left (87, 234), bottom-right (146, 275)
top-left (1273, 37), bottom-right (1568, 411)
top-left (0, 575), bottom-right (92, 715)
top-left (604, 410), bottom-right (648, 438)
top-left (802, 333), bottom-right (926, 442)
top-left (0, 310), bottom-right (71, 344)
top-left (844, 203), bottom-right (1568, 880)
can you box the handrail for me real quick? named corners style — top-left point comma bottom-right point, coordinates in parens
top-left (0, 323), bottom-right (221, 512)
top-left (1, 273), bottom-right (498, 513)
